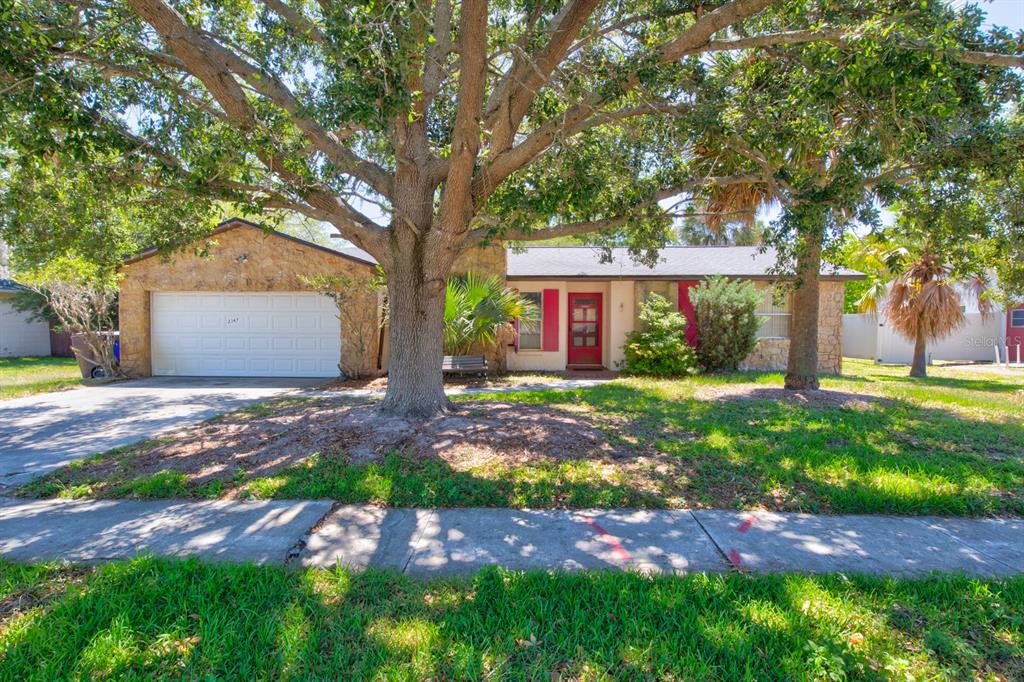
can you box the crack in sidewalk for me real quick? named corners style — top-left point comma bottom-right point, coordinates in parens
top-left (283, 501), bottom-right (339, 567)
top-left (688, 510), bottom-right (738, 572)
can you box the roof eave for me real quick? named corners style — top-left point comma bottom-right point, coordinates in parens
top-left (120, 217), bottom-right (377, 269)
top-left (507, 273), bottom-right (866, 281)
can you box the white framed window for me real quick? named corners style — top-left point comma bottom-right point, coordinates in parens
top-left (1012, 309), bottom-right (1024, 328)
top-left (519, 291), bottom-right (543, 350)
top-left (756, 288), bottom-right (791, 339)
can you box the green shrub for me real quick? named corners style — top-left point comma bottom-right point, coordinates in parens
top-left (690, 276), bottom-right (761, 372)
top-left (620, 293), bottom-right (698, 376)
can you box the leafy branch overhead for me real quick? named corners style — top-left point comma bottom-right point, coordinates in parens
top-left (2, 0), bottom-right (1021, 263)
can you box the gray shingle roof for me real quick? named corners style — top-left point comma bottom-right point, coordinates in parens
top-left (336, 246), bottom-right (377, 264)
top-left (507, 246), bottom-right (863, 280)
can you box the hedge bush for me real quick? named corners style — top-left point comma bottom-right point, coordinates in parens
top-left (620, 293), bottom-right (698, 376)
top-left (690, 276), bottom-right (762, 372)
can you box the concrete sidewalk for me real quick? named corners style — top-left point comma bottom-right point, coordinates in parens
top-left (1, 497), bottom-right (1021, 576)
top-left (0, 497), bottom-right (331, 564)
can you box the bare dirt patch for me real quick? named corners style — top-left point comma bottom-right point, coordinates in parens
top-left (694, 384), bottom-right (896, 410)
top-left (49, 398), bottom-right (646, 494)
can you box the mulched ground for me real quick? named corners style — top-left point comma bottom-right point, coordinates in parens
top-left (694, 384), bottom-right (897, 410)
top-left (66, 398), bottom-right (646, 492)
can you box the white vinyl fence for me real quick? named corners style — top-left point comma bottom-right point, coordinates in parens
top-left (843, 312), bottom-right (1006, 364)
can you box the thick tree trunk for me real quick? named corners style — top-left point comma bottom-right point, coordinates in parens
top-left (784, 228), bottom-right (823, 390)
top-left (380, 254), bottom-right (450, 417)
top-left (909, 327), bottom-right (928, 378)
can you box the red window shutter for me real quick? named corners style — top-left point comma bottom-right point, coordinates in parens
top-left (677, 280), bottom-right (700, 347)
top-left (542, 288), bottom-right (559, 352)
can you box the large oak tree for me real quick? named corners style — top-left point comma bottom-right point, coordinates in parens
top-left (2, 0), bottom-right (1021, 414)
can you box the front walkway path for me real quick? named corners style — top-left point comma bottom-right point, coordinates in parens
top-left (310, 377), bottom-right (612, 400)
top-left (1, 497), bottom-right (1020, 576)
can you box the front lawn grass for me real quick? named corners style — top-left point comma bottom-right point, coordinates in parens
top-left (1, 556), bottom-right (1022, 680)
top-left (20, 359), bottom-right (1024, 516)
top-left (0, 356), bottom-right (83, 400)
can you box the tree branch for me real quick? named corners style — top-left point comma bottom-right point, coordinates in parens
top-left (436, 0), bottom-right (488, 237)
top-left (685, 27), bottom-right (1024, 68)
top-left (420, 0), bottom-right (453, 106)
top-left (483, 0), bottom-right (603, 153)
top-left (127, 0), bottom-right (393, 199)
top-left (658, 0), bottom-right (779, 62)
top-left (475, 0), bottom-right (781, 201)
top-left (260, 0), bottom-right (326, 43)
top-left (468, 173), bottom-right (763, 245)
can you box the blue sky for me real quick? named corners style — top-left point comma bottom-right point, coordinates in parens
top-left (958, 0), bottom-right (1024, 30)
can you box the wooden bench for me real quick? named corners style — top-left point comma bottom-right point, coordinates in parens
top-left (442, 354), bottom-right (488, 376)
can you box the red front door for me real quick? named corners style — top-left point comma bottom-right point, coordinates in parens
top-left (568, 292), bottom-right (602, 366)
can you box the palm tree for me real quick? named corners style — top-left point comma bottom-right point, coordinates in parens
top-left (443, 273), bottom-right (538, 356)
top-left (880, 246), bottom-right (992, 378)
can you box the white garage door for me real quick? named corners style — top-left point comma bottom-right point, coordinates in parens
top-left (151, 292), bottom-right (341, 377)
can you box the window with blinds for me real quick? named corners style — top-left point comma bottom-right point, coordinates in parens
top-left (756, 287), bottom-right (791, 339)
top-left (519, 291), bottom-right (543, 349)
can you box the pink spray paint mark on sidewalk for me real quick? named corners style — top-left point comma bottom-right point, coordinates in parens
top-left (578, 515), bottom-right (631, 562)
top-left (725, 516), bottom-right (755, 569)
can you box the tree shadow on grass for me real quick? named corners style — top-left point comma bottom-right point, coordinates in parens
top-left (2, 556), bottom-right (1018, 679)
top-left (877, 373), bottom-right (1024, 394)
top-left (517, 382), bottom-right (1024, 516)
top-left (242, 379), bottom-right (1024, 515)
top-left (19, 381), bottom-right (1024, 516)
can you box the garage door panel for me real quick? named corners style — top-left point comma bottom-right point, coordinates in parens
top-left (272, 337), bottom-right (294, 351)
top-left (248, 313), bottom-right (270, 330)
top-left (151, 292), bottom-right (341, 378)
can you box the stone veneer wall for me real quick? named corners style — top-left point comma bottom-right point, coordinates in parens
top-left (740, 280), bottom-right (844, 374)
top-left (450, 245), bottom-right (510, 372)
top-left (118, 222), bottom-right (380, 378)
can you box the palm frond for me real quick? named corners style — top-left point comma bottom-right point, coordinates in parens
top-left (855, 279), bottom-right (888, 315)
top-left (964, 276), bottom-right (995, 319)
top-left (884, 252), bottom-right (966, 343)
top-left (443, 273), bottom-right (538, 355)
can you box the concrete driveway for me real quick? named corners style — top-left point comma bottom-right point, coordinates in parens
top-left (0, 377), bottom-right (323, 488)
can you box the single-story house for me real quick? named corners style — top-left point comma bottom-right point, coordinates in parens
top-left (504, 247), bottom-right (860, 374)
top-left (118, 218), bottom-right (862, 378)
top-left (0, 279), bottom-right (51, 358)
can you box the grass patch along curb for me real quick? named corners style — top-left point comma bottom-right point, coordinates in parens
top-left (1, 556), bottom-right (1023, 679)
